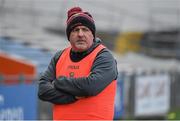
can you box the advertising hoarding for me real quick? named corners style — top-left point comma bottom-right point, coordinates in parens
top-left (135, 74), bottom-right (170, 117)
top-left (0, 84), bottom-right (37, 120)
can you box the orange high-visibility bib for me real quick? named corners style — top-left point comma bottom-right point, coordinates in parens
top-left (54, 44), bottom-right (116, 120)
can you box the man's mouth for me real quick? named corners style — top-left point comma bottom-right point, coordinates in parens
top-left (77, 40), bottom-right (86, 44)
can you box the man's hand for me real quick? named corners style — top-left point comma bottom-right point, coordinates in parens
top-left (54, 76), bottom-right (89, 99)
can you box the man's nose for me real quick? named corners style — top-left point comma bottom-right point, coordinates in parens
top-left (78, 29), bottom-right (84, 36)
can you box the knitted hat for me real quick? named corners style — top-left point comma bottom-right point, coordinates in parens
top-left (66, 7), bottom-right (96, 40)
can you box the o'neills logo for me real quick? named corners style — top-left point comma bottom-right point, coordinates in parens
top-left (67, 65), bottom-right (79, 69)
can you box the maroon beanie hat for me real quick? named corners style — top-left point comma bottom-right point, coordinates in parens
top-left (66, 7), bottom-right (96, 40)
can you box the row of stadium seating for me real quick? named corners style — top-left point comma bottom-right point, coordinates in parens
top-left (0, 37), bottom-right (52, 75)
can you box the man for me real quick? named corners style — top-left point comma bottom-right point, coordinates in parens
top-left (38, 7), bottom-right (118, 120)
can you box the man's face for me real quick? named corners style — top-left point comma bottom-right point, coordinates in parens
top-left (69, 25), bottom-right (94, 52)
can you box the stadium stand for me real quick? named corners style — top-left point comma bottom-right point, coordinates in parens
top-left (0, 37), bottom-right (52, 75)
top-left (141, 30), bottom-right (180, 59)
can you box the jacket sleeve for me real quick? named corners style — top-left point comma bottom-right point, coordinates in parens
top-left (54, 48), bottom-right (118, 97)
top-left (38, 51), bottom-right (77, 104)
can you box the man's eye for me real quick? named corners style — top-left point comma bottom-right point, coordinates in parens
top-left (72, 28), bottom-right (79, 32)
top-left (82, 28), bottom-right (89, 31)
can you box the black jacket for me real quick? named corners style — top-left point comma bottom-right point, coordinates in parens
top-left (38, 38), bottom-right (118, 104)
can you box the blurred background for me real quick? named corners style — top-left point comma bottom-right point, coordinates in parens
top-left (0, 0), bottom-right (180, 120)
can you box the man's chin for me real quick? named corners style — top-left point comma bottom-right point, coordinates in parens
top-left (75, 46), bottom-right (88, 52)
